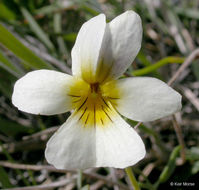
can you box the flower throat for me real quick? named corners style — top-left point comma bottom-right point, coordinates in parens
top-left (68, 80), bottom-right (120, 128)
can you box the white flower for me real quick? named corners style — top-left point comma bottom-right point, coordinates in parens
top-left (12, 11), bottom-right (182, 169)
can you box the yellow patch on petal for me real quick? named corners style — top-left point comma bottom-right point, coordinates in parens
top-left (68, 79), bottom-right (121, 128)
top-left (101, 80), bottom-right (121, 107)
top-left (81, 60), bottom-right (113, 84)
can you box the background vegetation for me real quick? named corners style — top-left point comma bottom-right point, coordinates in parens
top-left (0, 0), bottom-right (199, 189)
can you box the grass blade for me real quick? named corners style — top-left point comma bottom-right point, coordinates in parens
top-left (0, 22), bottom-right (53, 69)
top-left (0, 49), bottom-right (23, 77)
top-left (158, 146), bottom-right (181, 184)
top-left (0, 167), bottom-right (13, 188)
top-left (21, 7), bottom-right (55, 52)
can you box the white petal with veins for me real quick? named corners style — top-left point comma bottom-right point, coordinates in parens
top-left (114, 77), bottom-right (182, 122)
top-left (96, 111), bottom-right (145, 168)
top-left (12, 70), bottom-right (74, 115)
top-left (45, 113), bottom-right (97, 169)
top-left (45, 107), bottom-right (145, 169)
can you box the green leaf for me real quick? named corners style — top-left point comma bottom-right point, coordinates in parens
top-left (0, 49), bottom-right (22, 77)
top-left (0, 167), bottom-right (13, 188)
top-left (0, 22), bottom-right (53, 69)
top-left (158, 146), bottom-right (181, 183)
top-left (21, 7), bottom-right (55, 51)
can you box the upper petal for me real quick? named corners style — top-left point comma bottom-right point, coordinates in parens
top-left (101, 11), bottom-right (142, 81)
top-left (103, 77), bottom-right (182, 122)
top-left (12, 70), bottom-right (76, 115)
top-left (71, 14), bottom-right (107, 83)
top-left (71, 11), bottom-right (142, 83)
top-left (45, 104), bottom-right (145, 169)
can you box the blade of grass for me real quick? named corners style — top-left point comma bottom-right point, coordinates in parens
top-left (0, 22), bottom-right (53, 69)
top-left (35, 1), bottom-right (74, 15)
top-left (137, 51), bottom-right (152, 67)
top-left (63, 33), bottom-right (77, 42)
top-left (137, 51), bottom-right (160, 78)
top-left (155, 146), bottom-right (181, 188)
top-left (53, 13), bottom-right (68, 56)
top-left (174, 7), bottom-right (199, 20)
top-left (0, 2), bottom-right (16, 21)
top-left (20, 7), bottom-right (55, 52)
top-left (0, 68), bottom-right (15, 98)
top-left (0, 49), bottom-right (23, 77)
top-left (81, 185), bottom-right (90, 190)
top-left (77, 169), bottom-right (83, 189)
top-left (134, 168), bottom-right (155, 190)
top-left (35, 3), bottom-right (62, 15)
top-left (0, 167), bottom-right (13, 188)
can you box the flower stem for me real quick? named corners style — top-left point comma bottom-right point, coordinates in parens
top-left (132, 56), bottom-right (185, 76)
top-left (125, 167), bottom-right (140, 190)
top-left (77, 169), bottom-right (83, 189)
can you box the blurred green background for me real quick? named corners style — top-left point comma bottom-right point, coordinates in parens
top-left (0, 0), bottom-right (199, 189)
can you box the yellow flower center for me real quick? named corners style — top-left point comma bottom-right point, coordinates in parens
top-left (68, 78), bottom-right (121, 128)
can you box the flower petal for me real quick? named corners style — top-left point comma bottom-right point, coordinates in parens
top-left (102, 11), bottom-right (142, 81)
top-left (71, 14), bottom-right (107, 83)
top-left (109, 77), bottom-right (182, 122)
top-left (12, 70), bottom-right (75, 115)
top-left (95, 111), bottom-right (145, 168)
top-left (45, 106), bottom-right (145, 169)
top-left (72, 11), bottom-right (142, 83)
top-left (45, 113), bottom-right (97, 169)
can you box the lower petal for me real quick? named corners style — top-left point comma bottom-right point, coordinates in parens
top-left (95, 112), bottom-right (146, 168)
top-left (45, 113), bottom-right (97, 169)
top-left (45, 106), bottom-right (145, 169)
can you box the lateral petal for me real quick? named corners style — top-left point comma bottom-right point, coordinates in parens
top-left (12, 70), bottom-right (76, 115)
top-left (109, 77), bottom-right (182, 122)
